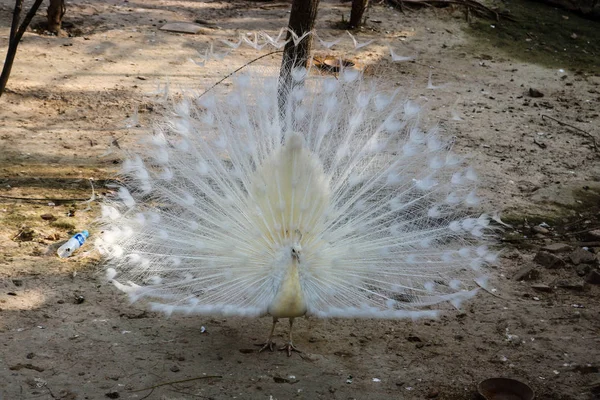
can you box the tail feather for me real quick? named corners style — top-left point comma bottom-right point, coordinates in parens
top-left (98, 39), bottom-right (496, 319)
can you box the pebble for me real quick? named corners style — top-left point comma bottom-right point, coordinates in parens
top-left (556, 280), bottom-right (586, 291)
top-left (170, 365), bottom-right (180, 372)
top-left (239, 348), bottom-right (255, 354)
top-left (528, 88), bottom-right (544, 98)
top-left (575, 264), bottom-right (592, 277)
top-left (587, 229), bottom-right (600, 240)
top-left (585, 270), bottom-right (600, 284)
top-left (541, 243), bottom-right (572, 253)
top-left (531, 284), bottom-right (553, 292)
top-left (513, 265), bottom-right (540, 281)
top-left (533, 251), bottom-right (565, 269)
top-left (160, 22), bottom-right (206, 34)
top-left (569, 248), bottom-right (596, 265)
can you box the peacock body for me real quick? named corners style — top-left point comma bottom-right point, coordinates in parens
top-left (97, 33), bottom-right (497, 354)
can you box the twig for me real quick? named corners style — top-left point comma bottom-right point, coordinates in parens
top-left (138, 388), bottom-right (154, 400)
top-left (130, 375), bottom-right (223, 393)
top-left (11, 227), bottom-right (28, 240)
top-left (197, 51), bottom-right (283, 100)
top-left (0, 195), bottom-right (91, 203)
top-left (167, 388), bottom-right (211, 398)
top-left (560, 226), bottom-right (600, 237)
top-left (542, 114), bottom-right (598, 152)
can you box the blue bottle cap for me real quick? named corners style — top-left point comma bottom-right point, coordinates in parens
top-left (81, 230), bottom-right (89, 238)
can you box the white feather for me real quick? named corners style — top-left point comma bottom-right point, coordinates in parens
top-left (98, 37), bottom-right (496, 325)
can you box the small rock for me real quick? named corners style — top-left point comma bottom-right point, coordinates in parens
top-left (105, 393), bottom-right (120, 399)
top-left (160, 22), bottom-right (206, 34)
top-left (574, 264), bottom-right (592, 277)
top-left (13, 227), bottom-right (35, 242)
top-left (512, 265), bottom-right (540, 281)
top-left (555, 280), bottom-right (586, 291)
top-left (426, 389), bottom-right (440, 398)
top-left (569, 248), bottom-right (596, 265)
top-left (572, 365), bottom-right (599, 374)
top-left (585, 270), bottom-right (600, 284)
top-left (531, 284), bottom-right (553, 292)
top-left (45, 233), bottom-right (60, 241)
top-left (533, 251), bottom-right (565, 269)
top-left (587, 229), bottom-right (600, 240)
top-left (74, 295), bottom-right (85, 304)
top-left (40, 213), bottom-right (56, 221)
top-left (299, 352), bottom-right (325, 362)
top-left (239, 348), bottom-right (255, 354)
top-left (170, 365), bottom-right (180, 372)
top-left (194, 18), bottom-right (216, 26)
top-left (542, 243), bottom-right (572, 253)
top-left (9, 363), bottom-right (44, 372)
top-left (12, 279), bottom-right (23, 287)
top-left (532, 225), bottom-right (549, 234)
top-left (528, 88), bottom-right (544, 98)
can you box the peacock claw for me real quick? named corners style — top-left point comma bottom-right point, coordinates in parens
top-left (257, 341), bottom-right (276, 353)
top-left (279, 342), bottom-right (301, 357)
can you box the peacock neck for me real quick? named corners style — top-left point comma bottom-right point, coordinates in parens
top-left (268, 256), bottom-right (307, 318)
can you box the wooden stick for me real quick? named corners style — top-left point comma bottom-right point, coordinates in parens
top-left (130, 375), bottom-right (223, 393)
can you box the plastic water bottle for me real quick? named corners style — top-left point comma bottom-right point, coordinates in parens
top-left (57, 230), bottom-right (89, 258)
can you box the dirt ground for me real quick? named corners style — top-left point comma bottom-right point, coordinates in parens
top-left (1, 0), bottom-right (599, 399)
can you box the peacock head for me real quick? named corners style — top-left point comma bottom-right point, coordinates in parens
top-left (291, 244), bottom-right (302, 263)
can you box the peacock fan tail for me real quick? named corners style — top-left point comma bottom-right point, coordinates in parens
top-left (97, 30), bottom-right (499, 343)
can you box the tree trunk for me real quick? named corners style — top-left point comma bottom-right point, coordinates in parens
top-left (278, 0), bottom-right (320, 122)
top-left (47, 0), bottom-right (65, 34)
top-left (349, 0), bottom-right (369, 28)
top-left (0, 0), bottom-right (44, 97)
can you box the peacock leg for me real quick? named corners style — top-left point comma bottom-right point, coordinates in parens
top-left (257, 317), bottom-right (278, 352)
top-left (279, 317), bottom-right (301, 356)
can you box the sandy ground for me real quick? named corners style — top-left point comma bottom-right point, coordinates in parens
top-left (1, 1), bottom-right (599, 399)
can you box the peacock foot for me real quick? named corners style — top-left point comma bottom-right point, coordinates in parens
top-left (279, 342), bottom-right (301, 357)
top-left (257, 340), bottom-right (276, 353)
